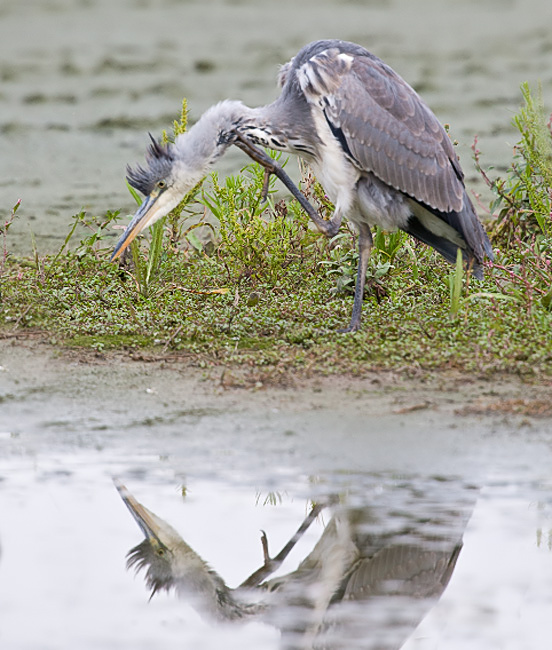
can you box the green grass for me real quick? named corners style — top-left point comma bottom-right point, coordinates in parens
top-left (1, 86), bottom-right (552, 380)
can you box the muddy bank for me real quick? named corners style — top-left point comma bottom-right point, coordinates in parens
top-left (2, 336), bottom-right (552, 477)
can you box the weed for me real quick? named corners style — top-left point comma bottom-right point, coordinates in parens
top-left (2, 88), bottom-right (552, 377)
top-left (202, 157), bottom-right (321, 286)
top-left (474, 82), bottom-right (552, 245)
top-left (70, 209), bottom-right (122, 259)
top-left (474, 82), bottom-right (552, 316)
top-left (1, 199), bottom-right (21, 279)
top-left (448, 248), bottom-right (464, 320)
top-left (321, 226), bottom-right (410, 302)
top-left (122, 99), bottom-right (206, 297)
top-left (512, 83), bottom-right (552, 237)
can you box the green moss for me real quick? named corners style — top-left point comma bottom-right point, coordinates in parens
top-left (66, 334), bottom-right (153, 350)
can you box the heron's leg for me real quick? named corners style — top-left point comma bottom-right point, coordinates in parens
top-left (238, 502), bottom-right (326, 589)
top-left (233, 135), bottom-right (340, 238)
top-left (339, 222), bottom-right (373, 333)
top-left (260, 168), bottom-right (272, 202)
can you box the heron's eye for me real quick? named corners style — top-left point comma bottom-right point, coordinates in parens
top-left (157, 180), bottom-right (167, 189)
top-left (157, 548), bottom-right (165, 556)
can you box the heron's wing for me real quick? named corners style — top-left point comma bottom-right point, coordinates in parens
top-left (341, 542), bottom-right (462, 601)
top-left (296, 46), bottom-right (464, 213)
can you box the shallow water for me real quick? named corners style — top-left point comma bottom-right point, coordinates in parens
top-left (1, 0), bottom-right (552, 253)
top-left (1, 343), bottom-right (552, 648)
top-left (1, 449), bottom-right (551, 649)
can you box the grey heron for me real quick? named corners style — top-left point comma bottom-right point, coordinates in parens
top-left (115, 480), bottom-right (471, 649)
top-left (111, 39), bottom-right (493, 332)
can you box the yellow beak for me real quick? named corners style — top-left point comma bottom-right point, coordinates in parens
top-left (111, 193), bottom-right (162, 261)
top-left (114, 479), bottom-right (165, 544)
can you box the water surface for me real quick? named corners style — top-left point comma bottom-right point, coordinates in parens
top-left (1, 343), bottom-right (551, 648)
top-left (1, 0), bottom-right (551, 252)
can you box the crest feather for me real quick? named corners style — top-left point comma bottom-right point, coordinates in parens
top-left (126, 540), bottom-right (174, 599)
top-left (126, 134), bottom-right (175, 196)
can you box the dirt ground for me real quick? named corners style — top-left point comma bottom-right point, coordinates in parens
top-left (3, 333), bottom-right (552, 435)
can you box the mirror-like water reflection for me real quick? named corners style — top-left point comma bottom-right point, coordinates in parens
top-left (115, 475), bottom-right (477, 649)
top-left (0, 455), bottom-right (550, 649)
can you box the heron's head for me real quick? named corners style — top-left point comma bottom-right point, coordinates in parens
top-left (114, 480), bottom-right (249, 620)
top-left (111, 135), bottom-right (197, 260)
top-left (115, 479), bottom-right (188, 597)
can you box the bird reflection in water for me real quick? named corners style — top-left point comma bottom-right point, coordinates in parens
top-left (115, 477), bottom-right (477, 649)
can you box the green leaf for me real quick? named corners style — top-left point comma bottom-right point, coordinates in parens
top-left (185, 230), bottom-right (204, 252)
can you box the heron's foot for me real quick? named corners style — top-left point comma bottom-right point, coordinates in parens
top-left (337, 320), bottom-right (361, 334)
top-left (238, 502), bottom-right (326, 589)
top-left (232, 134), bottom-right (334, 235)
top-left (260, 530), bottom-right (272, 565)
top-left (319, 219), bottom-right (341, 239)
top-left (260, 169), bottom-right (272, 202)
top-left (338, 301), bottom-right (363, 333)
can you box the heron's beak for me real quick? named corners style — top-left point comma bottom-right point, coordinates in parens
top-left (114, 479), bottom-right (165, 546)
top-left (111, 192), bottom-right (163, 261)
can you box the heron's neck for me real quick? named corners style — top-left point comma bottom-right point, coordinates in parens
top-left (173, 100), bottom-right (264, 174)
top-left (173, 554), bottom-right (259, 621)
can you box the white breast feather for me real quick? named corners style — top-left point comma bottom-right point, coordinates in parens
top-left (308, 110), bottom-right (359, 219)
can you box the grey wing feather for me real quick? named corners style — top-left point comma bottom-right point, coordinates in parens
top-left (300, 48), bottom-right (464, 213)
top-left (341, 543), bottom-right (462, 601)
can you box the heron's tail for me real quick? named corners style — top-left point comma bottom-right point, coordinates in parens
top-left (403, 193), bottom-right (493, 279)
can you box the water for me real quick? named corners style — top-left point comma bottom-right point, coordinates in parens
top-left (1, 0), bottom-right (552, 253)
top-left (0, 454), bottom-right (550, 649)
top-left (404, 478), bottom-right (552, 650)
top-left (1, 343), bottom-right (552, 648)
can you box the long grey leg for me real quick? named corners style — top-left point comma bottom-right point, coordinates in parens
top-left (232, 134), bottom-right (342, 238)
top-left (339, 222), bottom-right (373, 333)
top-left (238, 502), bottom-right (326, 589)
